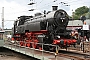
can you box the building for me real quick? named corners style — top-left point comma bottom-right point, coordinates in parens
top-left (4, 29), bottom-right (12, 35)
top-left (67, 19), bottom-right (90, 30)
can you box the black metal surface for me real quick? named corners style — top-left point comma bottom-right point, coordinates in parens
top-left (25, 22), bottom-right (41, 32)
top-left (17, 25), bottom-right (25, 33)
top-left (13, 9), bottom-right (69, 34)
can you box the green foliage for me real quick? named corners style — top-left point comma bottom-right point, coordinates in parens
top-left (74, 6), bottom-right (89, 19)
top-left (86, 12), bottom-right (90, 19)
top-left (75, 6), bottom-right (89, 16)
top-left (73, 15), bottom-right (79, 20)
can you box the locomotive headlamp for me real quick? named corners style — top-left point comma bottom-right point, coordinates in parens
top-left (57, 36), bottom-right (60, 38)
top-left (16, 31), bottom-right (17, 32)
top-left (62, 20), bottom-right (64, 22)
top-left (62, 18), bottom-right (65, 19)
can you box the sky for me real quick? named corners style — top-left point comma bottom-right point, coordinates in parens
top-left (0, 0), bottom-right (90, 29)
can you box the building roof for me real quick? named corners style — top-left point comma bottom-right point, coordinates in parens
top-left (4, 29), bottom-right (12, 32)
top-left (68, 19), bottom-right (90, 26)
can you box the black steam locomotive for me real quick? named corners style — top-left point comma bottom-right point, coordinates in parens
top-left (12, 6), bottom-right (76, 50)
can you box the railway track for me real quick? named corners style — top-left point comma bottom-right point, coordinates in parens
top-left (58, 53), bottom-right (84, 60)
top-left (58, 50), bottom-right (90, 60)
top-left (37, 49), bottom-right (88, 60)
top-left (4, 40), bottom-right (90, 60)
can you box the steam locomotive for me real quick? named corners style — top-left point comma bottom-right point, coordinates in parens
top-left (12, 6), bottom-right (77, 50)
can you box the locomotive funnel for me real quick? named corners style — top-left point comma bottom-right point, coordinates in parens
top-left (52, 6), bottom-right (58, 11)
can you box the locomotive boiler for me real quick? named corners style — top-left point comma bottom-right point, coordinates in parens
top-left (12, 6), bottom-right (77, 50)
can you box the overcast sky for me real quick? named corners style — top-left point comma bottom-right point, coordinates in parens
top-left (0, 0), bottom-right (90, 29)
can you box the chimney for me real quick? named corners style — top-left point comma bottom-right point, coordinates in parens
top-left (52, 6), bottom-right (58, 11)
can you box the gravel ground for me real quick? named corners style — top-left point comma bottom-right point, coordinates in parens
top-left (0, 47), bottom-right (39, 60)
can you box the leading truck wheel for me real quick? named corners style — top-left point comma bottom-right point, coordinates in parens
top-left (26, 43), bottom-right (31, 47)
top-left (31, 43), bottom-right (38, 49)
top-left (20, 41), bottom-right (25, 46)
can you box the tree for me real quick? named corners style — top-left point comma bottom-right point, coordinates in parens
top-left (86, 7), bottom-right (90, 19)
top-left (73, 15), bottom-right (79, 20)
top-left (74, 6), bottom-right (89, 19)
top-left (86, 12), bottom-right (90, 19)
